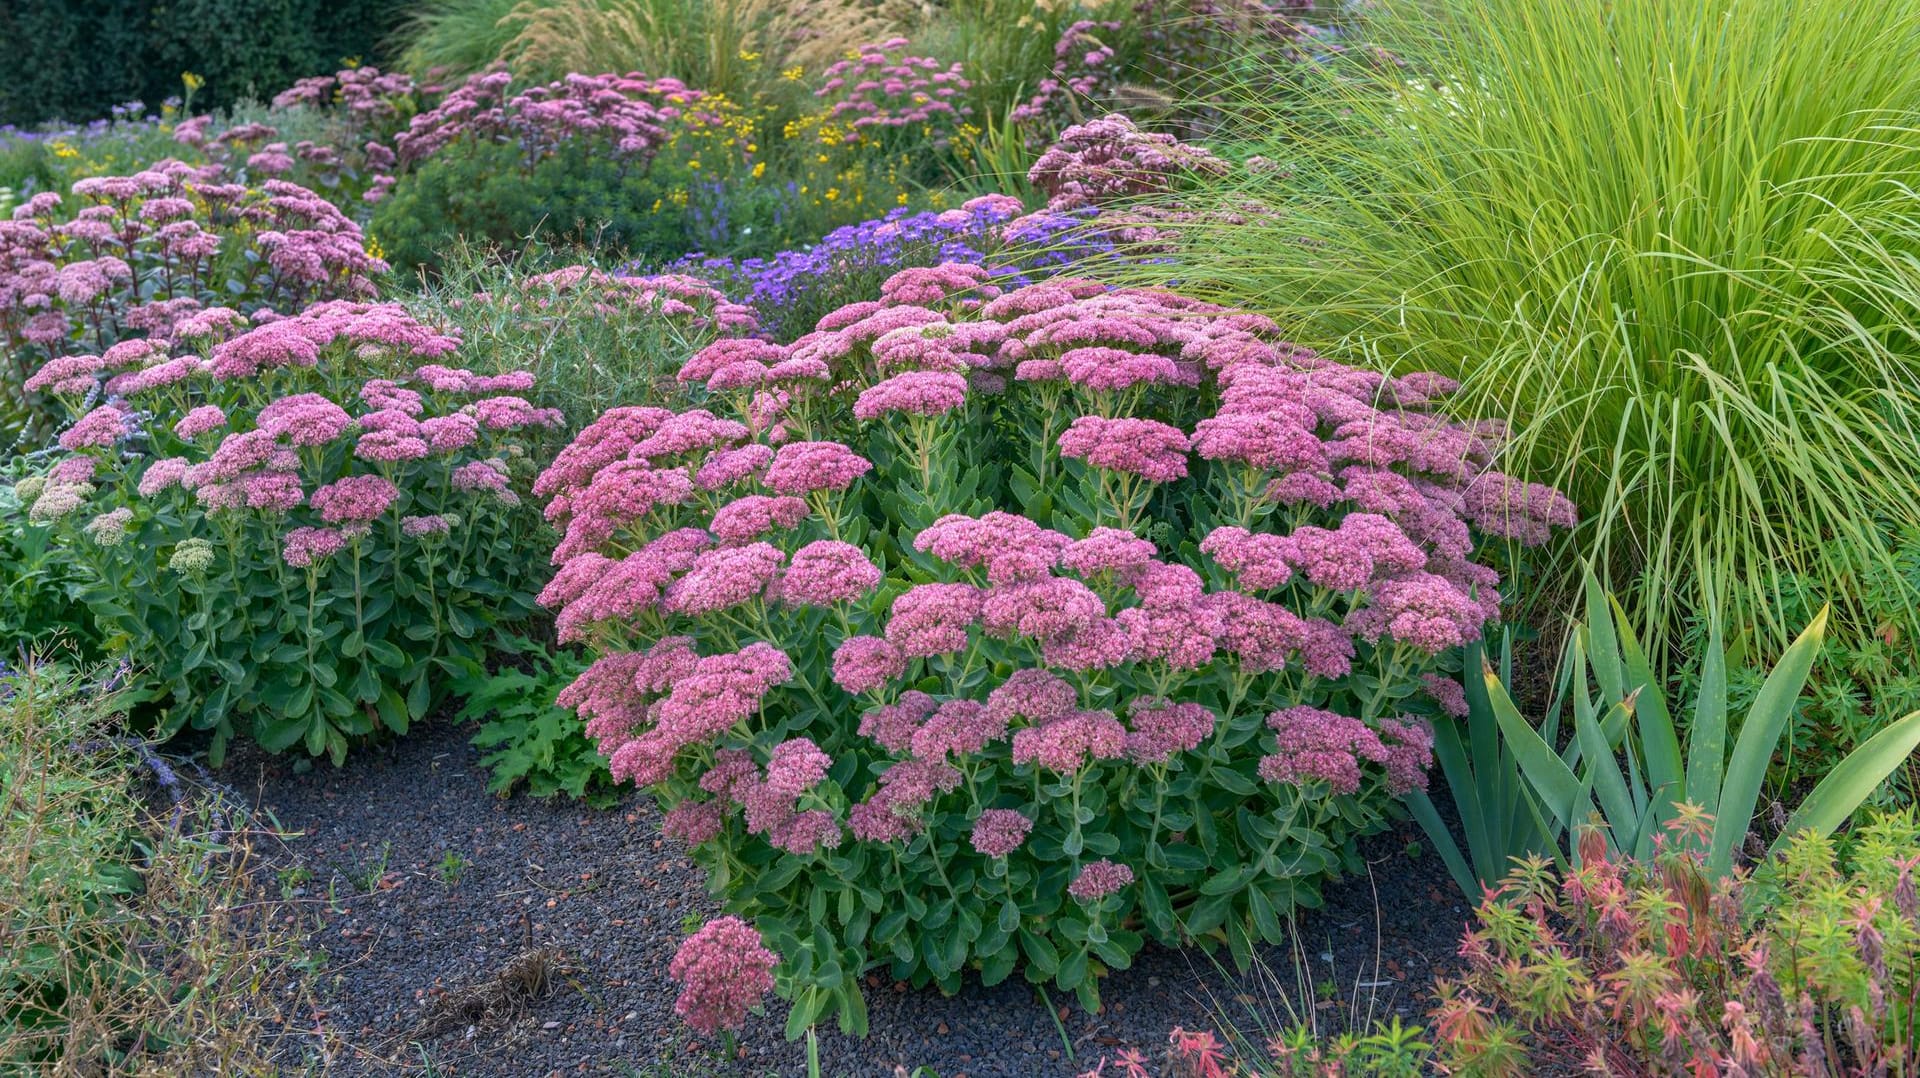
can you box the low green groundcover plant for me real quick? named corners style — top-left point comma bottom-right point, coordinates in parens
top-left (536, 260), bottom-right (1575, 1034)
top-left (456, 633), bottom-right (620, 808)
top-left (15, 300), bottom-right (554, 763)
top-left (1434, 811), bottom-right (1920, 1075)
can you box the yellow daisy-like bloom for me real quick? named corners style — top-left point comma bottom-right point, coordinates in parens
top-left (782, 66), bottom-right (804, 81)
top-left (751, 161), bottom-right (766, 179)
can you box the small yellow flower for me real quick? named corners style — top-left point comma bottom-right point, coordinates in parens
top-left (782, 66), bottom-right (804, 81)
top-left (50, 140), bottom-right (78, 160)
top-left (751, 161), bottom-right (766, 179)
top-left (181, 72), bottom-right (205, 92)
top-left (688, 159), bottom-right (701, 170)
top-left (738, 49), bottom-right (761, 62)
top-left (364, 235), bottom-right (386, 261)
top-left (824, 188), bottom-right (839, 202)
top-left (897, 192), bottom-right (910, 206)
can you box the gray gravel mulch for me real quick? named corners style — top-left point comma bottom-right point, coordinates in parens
top-left (227, 718), bottom-right (1468, 1078)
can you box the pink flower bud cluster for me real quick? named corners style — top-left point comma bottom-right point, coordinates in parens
top-left (1067, 859), bottom-right (1135, 902)
top-left (1258, 706), bottom-right (1432, 797)
top-left (667, 916), bottom-right (777, 1035)
top-left (271, 66), bottom-right (416, 118)
top-left (1028, 114), bottom-right (1230, 212)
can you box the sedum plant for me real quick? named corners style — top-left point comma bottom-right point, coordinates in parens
top-left (0, 161), bottom-right (385, 442)
top-left (1435, 812), bottom-right (1920, 1076)
top-left (539, 259), bottom-right (1575, 1035)
top-left (15, 301), bottom-right (555, 763)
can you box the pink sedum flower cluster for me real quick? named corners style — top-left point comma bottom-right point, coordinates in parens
top-left (817, 39), bottom-right (972, 151)
top-left (3, 162), bottom-right (387, 437)
top-left (22, 293), bottom-right (549, 767)
top-left (536, 249), bottom-right (1574, 1030)
top-left (667, 915), bottom-right (778, 1035)
top-left (395, 71), bottom-right (683, 167)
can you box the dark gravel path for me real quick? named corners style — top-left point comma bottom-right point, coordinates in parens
top-left (229, 719), bottom-right (1467, 1077)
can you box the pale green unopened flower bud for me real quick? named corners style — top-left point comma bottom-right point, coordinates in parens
top-left (27, 481), bottom-right (93, 524)
top-left (168, 537), bottom-right (215, 576)
top-left (84, 506), bottom-right (133, 546)
top-left (13, 476), bottom-right (46, 504)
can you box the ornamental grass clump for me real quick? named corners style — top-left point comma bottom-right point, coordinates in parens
top-left (0, 162), bottom-right (385, 441)
top-left (16, 301), bottom-right (555, 763)
top-left (409, 256), bottom-right (764, 422)
top-left (1162, 0), bottom-right (1920, 680)
top-left (539, 257), bottom-right (1573, 1035)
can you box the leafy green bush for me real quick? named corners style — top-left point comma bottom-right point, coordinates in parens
top-left (370, 69), bottom-right (947, 274)
top-left (0, 0), bottom-right (399, 127)
top-left (1155, 0), bottom-right (1920, 689)
top-left (457, 635), bottom-right (619, 806)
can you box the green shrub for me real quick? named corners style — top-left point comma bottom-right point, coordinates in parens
top-left (457, 634), bottom-right (620, 806)
top-left (370, 73), bottom-right (945, 274)
top-left (0, 0), bottom-right (399, 127)
top-left (1154, 0), bottom-right (1920, 686)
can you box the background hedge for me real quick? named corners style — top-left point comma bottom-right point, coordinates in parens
top-left (0, 0), bottom-right (401, 127)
